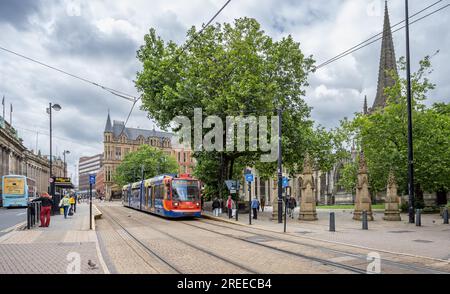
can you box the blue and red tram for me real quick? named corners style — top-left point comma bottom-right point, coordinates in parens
top-left (122, 174), bottom-right (202, 218)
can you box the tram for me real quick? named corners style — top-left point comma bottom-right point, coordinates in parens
top-left (122, 174), bottom-right (202, 218)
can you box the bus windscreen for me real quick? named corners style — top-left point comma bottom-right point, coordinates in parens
top-left (3, 178), bottom-right (25, 197)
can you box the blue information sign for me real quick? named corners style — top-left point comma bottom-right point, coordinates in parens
top-left (282, 177), bottom-right (289, 188)
top-left (245, 174), bottom-right (254, 183)
top-left (89, 174), bottom-right (96, 185)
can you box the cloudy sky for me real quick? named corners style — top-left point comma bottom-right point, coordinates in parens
top-left (0, 0), bottom-right (449, 185)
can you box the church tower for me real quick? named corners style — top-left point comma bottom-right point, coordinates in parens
top-left (372, 1), bottom-right (398, 111)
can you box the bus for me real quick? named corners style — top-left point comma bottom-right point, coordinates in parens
top-left (1, 175), bottom-right (37, 208)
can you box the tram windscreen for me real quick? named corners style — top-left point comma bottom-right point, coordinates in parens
top-left (172, 180), bottom-right (200, 202)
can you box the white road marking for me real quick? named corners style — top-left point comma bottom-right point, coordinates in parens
top-left (16, 212), bottom-right (27, 216)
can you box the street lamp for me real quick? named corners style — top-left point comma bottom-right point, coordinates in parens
top-left (405, 0), bottom-right (415, 223)
top-left (63, 150), bottom-right (71, 177)
top-left (47, 103), bottom-right (62, 214)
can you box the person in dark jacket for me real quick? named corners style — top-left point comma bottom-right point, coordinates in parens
top-left (212, 198), bottom-right (221, 216)
top-left (32, 193), bottom-right (53, 227)
top-left (288, 197), bottom-right (297, 219)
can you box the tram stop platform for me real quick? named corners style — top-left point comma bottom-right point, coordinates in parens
top-left (203, 206), bottom-right (450, 262)
top-left (0, 203), bottom-right (109, 274)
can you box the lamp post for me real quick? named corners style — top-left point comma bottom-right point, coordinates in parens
top-left (63, 150), bottom-right (70, 178)
top-left (405, 0), bottom-right (415, 223)
top-left (47, 103), bottom-right (62, 214)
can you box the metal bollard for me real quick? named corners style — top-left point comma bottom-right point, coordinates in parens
top-left (362, 211), bottom-right (368, 230)
top-left (31, 203), bottom-right (35, 226)
top-left (416, 209), bottom-right (422, 227)
top-left (329, 212), bottom-right (336, 232)
top-left (444, 208), bottom-right (449, 225)
top-left (27, 204), bottom-right (31, 230)
top-left (36, 202), bottom-right (42, 225)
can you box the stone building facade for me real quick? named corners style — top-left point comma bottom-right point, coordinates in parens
top-left (102, 113), bottom-right (194, 200)
top-left (0, 118), bottom-right (66, 205)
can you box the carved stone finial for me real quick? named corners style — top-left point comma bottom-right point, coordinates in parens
top-left (303, 153), bottom-right (313, 175)
top-left (387, 170), bottom-right (396, 188)
top-left (358, 151), bottom-right (368, 174)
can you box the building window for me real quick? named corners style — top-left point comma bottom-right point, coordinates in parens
top-left (115, 147), bottom-right (122, 160)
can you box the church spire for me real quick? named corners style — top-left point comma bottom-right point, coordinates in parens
top-left (373, 1), bottom-right (398, 111)
top-left (105, 110), bottom-right (113, 133)
top-left (363, 95), bottom-right (368, 114)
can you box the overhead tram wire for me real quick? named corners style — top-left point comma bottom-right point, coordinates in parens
top-left (0, 45), bottom-right (138, 102)
top-left (314, 2), bottom-right (450, 71)
top-left (314, 0), bottom-right (443, 70)
top-left (118, 0), bottom-right (232, 137)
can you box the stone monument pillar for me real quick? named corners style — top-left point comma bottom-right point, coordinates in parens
top-left (299, 155), bottom-right (318, 221)
top-left (383, 171), bottom-right (401, 221)
top-left (271, 178), bottom-right (279, 220)
top-left (353, 152), bottom-right (374, 221)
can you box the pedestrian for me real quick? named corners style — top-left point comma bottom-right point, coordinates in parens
top-left (32, 193), bottom-right (53, 227)
top-left (251, 197), bottom-right (260, 220)
top-left (212, 197), bottom-right (221, 217)
top-left (69, 195), bottom-right (76, 216)
top-left (59, 195), bottom-right (71, 219)
top-left (226, 195), bottom-right (234, 219)
top-left (260, 197), bottom-right (266, 212)
top-left (289, 197), bottom-right (297, 219)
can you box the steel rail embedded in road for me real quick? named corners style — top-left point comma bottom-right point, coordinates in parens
top-left (104, 207), bottom-right (259, 274)
top-left (101, 209), bottom-right (183, 274)
top-left (180, 221), bottom-right (367, 274)
top-left (119, 206), bottom-right (365, 274)
top-left (193, 219), bottom-right (450, 275)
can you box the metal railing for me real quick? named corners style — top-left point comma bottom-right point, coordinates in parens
top-left (27, 201), bottom-right (42, 229)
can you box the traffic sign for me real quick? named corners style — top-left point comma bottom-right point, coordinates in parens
top-left (225, 180), bottom-right (240, 194)
top-left (282, 177), bottom-right (289, 188)
top-left (49, 177), bottom-right (54, 183)
top-left (245, 174), bottom-right (254, 183)
top-left (89, 174), bottom-right (96, 185)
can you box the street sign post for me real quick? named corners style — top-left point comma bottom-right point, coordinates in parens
top-left (89, 174), bottom-right (96, 230)
top-left (245, 172), bottom-right (254, 225)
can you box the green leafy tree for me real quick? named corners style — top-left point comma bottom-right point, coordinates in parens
top-left (337, 161), bottom-right (358, 195)
top-left (136, 18), bottom-right (337, 199)
top-left (113, 145), bottom-right (178, 187)
top-left (338, 56), bottom-right (450, 206)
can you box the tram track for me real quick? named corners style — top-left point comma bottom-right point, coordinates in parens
top-left (179, 220), bottom-right (368, 274)
top-left (116, 206), bottom-right (367, 274)
top-left (192, 219), bottom-right (450, 274)
top-left (101, 208), bottom-right (183, 274)
top-left (102, 207), bottom-right (258, 274)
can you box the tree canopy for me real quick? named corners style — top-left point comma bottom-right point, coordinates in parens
top-left (337, 56), bottom-right (450, 202)
top-left (113, 145), bottom-right (178, 187)
top-left (136, 18), bottom-right (340, 199)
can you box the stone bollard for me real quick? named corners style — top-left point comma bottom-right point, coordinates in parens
top-left (416, 209), bottom-right (422, 227)
top-left (362, 210), bottom-right (368, 230)
top-left (329, 212), bottom-right (336, 232)
top-left (443, 207), bottom-right (449, 225)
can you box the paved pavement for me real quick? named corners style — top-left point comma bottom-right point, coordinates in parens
top-left (0, 208), bottom-right (27, 237)
top-left (205, 206), bottom-right (450, 260)
top-left (0, 203), bottom-right (108, 274)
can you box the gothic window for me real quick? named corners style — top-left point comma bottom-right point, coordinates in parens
top-left (115, 148), bottom-right (121, 160)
